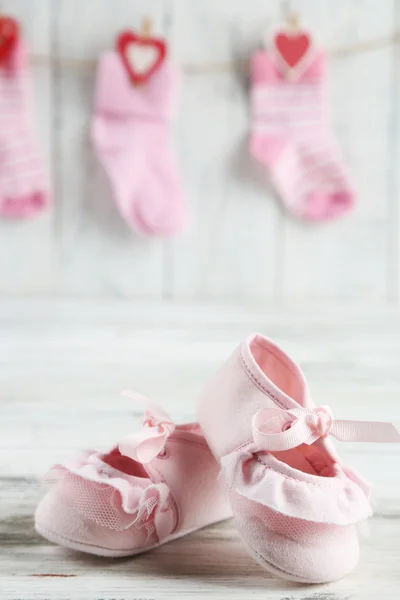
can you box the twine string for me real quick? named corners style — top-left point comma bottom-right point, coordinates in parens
top-left (28, 31), bottom-right (400, 75)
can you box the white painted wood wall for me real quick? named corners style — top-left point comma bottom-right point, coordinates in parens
top-left (1, 0), bottom-right (399, 303)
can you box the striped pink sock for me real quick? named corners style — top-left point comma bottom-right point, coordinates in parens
top-left (250, 50), bottom-right (355, 221)
top-left (0, 40), bottom-right (49, 218)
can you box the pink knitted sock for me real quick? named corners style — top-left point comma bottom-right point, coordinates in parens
top-left (0, 39), bottom-right (49, 218)
top-left (92, 52), bottom-right (186, 236)
top-left (250, 50), bottom-right (355, 221)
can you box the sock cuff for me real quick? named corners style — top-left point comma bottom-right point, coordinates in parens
top-left (94, 52), bottom-right (179, 121)
top-left (0, 38), bottom-right (28, 74)
top-left (251, 50), bottom-right (326, 85)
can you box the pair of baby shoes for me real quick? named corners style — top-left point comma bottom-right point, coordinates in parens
top-left (35, 334), bottom-right (400, 583)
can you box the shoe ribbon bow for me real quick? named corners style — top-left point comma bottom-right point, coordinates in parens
top-left (118, 391), bottom-right (175, 464)
top-left (252, 405), bottom-right (400, 452)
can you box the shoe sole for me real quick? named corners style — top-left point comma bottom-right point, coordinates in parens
top-left (244, 537), bottom-right (326, 584)
top-left (200, 435), bottom-right (334, 584)
top-left (35, 518), bottom-right (228, 558)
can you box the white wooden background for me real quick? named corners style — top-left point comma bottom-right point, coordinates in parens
top-left (1, 0), bottom-right (400, 302)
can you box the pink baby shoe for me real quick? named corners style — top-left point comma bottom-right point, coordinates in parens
top-left (35, 392), bottom-right (231, 557)
top-left (197, 334), bottom-right (400, 583)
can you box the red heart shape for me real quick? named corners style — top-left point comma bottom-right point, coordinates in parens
top-left (274, 32), bottom-right (311, 69)
top-left (116, 30), bottom-right (167, 86)
top-left (0, 16), bottom-right (19, 65)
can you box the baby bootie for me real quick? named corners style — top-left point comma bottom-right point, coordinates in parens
top-left (35, 392), bottom-right (231, 556)
top-left (197, 334), bottom-right (399, 583)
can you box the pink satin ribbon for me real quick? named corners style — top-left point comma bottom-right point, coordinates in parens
top-left (118, 391), bottom-right (175, 464)
top-left (252, 405), bottom-right (400, 452)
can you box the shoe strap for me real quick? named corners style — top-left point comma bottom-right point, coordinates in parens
top-left (118, 390), bottom-right (175, 464)
top-left (252, 405), bottom-right (400, 452)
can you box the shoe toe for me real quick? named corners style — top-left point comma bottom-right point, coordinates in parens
top-left (234, 502), bottom-right (359, 583)
top-left (35, 489), bottom-right (155, 556)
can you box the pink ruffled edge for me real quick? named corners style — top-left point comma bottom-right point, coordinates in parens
top-left (221, 448), bottom-right (372, 526)
top-left (45, 449), bottom-right (172, 532)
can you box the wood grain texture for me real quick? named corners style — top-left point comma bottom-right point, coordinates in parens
top-left (167, 0), bottom-right (283, 300)
top-left (54, 0), bottom-right (169, 297)
top-left (0, 300), bottom-right (399, 598)
top-left (281, 0), bottom-right (395, 302)
top-left (0, 0), bottom-right (398, 301)
top-left (391, 0), bottom-right (400, 301)
top-left (1, 510), bottom-right (400, 600)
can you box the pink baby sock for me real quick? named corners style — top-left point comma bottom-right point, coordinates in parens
top-left (250, 50), bottom-right (355, 221)
top-left (92, 52), bottom-right (186, 236)
top-left (0, 39), bottom-right (49, 218)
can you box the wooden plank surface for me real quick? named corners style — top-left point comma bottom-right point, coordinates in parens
top-left (1, 507), bottom-right (399, 600)
top-left (0, 0), bottom-right (398, 302)
top-left (0, 300), bottom-right (399, 598)
top-left (54, 0), bottom-right (169, 298)
top-left (281, 0), bottom-right (396, 302)
top-left (168, 0), bottom-right (282, 301)
top-left (392, 0), bottom-right (400, 301)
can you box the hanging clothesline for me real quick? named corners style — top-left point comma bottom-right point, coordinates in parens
top-left (29, 32), bottom-right (400, 75)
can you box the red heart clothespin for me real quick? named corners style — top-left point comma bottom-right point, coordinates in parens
top-left (116, 17), bottom-right (167, 86)
top-left (0, 15), bottom-right (19, 65)
top-left (272, 12), bottom-right (313, 81)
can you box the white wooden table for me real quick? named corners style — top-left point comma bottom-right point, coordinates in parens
top-left (1, 300), bottom-right (400, 599)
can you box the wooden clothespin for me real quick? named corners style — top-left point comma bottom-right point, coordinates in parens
top-left (272, 10), bottom-right (313, 81)
top-left (140, 16), bottom-right (152, 38)
top-left (286, 11), bottom-right (301, 33)
top-left (116, 16), bottom-right (167, 86)
top-left (0, 14), bottom-right (19, 65)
